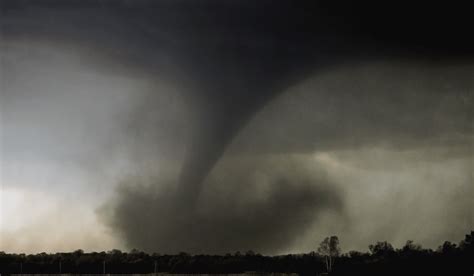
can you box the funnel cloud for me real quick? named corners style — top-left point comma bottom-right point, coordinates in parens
top-left (101, 157), bottom-right (344, 254)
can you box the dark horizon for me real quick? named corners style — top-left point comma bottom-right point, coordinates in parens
top-left (1, 231), bottom-right (473, 276)
top-left (1, 230), bottom-right (473, 256)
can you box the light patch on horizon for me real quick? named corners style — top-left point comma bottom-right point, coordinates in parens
top-left (0, 187), bottom-right (122, 253)
top-left (1, 40), bottom-right (192, 253)
top-left (0, 42), bottom-right (149, 253)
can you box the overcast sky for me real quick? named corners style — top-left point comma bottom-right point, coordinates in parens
top-left (1, 0), bottom-right (473, 254)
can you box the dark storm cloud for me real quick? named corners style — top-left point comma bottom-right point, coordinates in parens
top-left (3, 0), bottom-right (474, 202)
top-left (229, 61), bottom-right (474, 155)
top-left (2, 0), bottom-right (473, 254)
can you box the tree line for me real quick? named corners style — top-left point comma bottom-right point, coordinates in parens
top-left (0, 231), bottom-right (472, 276)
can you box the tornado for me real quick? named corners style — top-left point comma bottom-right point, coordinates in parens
top-left (3, 0), bottom-right (474, 253)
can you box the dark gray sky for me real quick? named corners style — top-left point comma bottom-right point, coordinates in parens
top-left (1, 0), bottom-right (473, 254)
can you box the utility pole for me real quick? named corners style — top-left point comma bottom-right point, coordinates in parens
top-left (154, 260), bottom-right (158, 274)
top-left (103, 260), bottom-right (106, 274)
top-left (59, 260), bottom-right (62, 274)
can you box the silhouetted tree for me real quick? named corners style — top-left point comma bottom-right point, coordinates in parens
top-left (2, 231), bottom-right (474, 276)
top-left (401, 240), bottom-right (422, 252)
top-left (317, 236), bottom-right (340, 273)
top-left (369, 241), bottom-right (395, 256)
top-left (459, 231), bottom-right (473, 250)
top-left (437, 241), bottom-right (457, 254)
